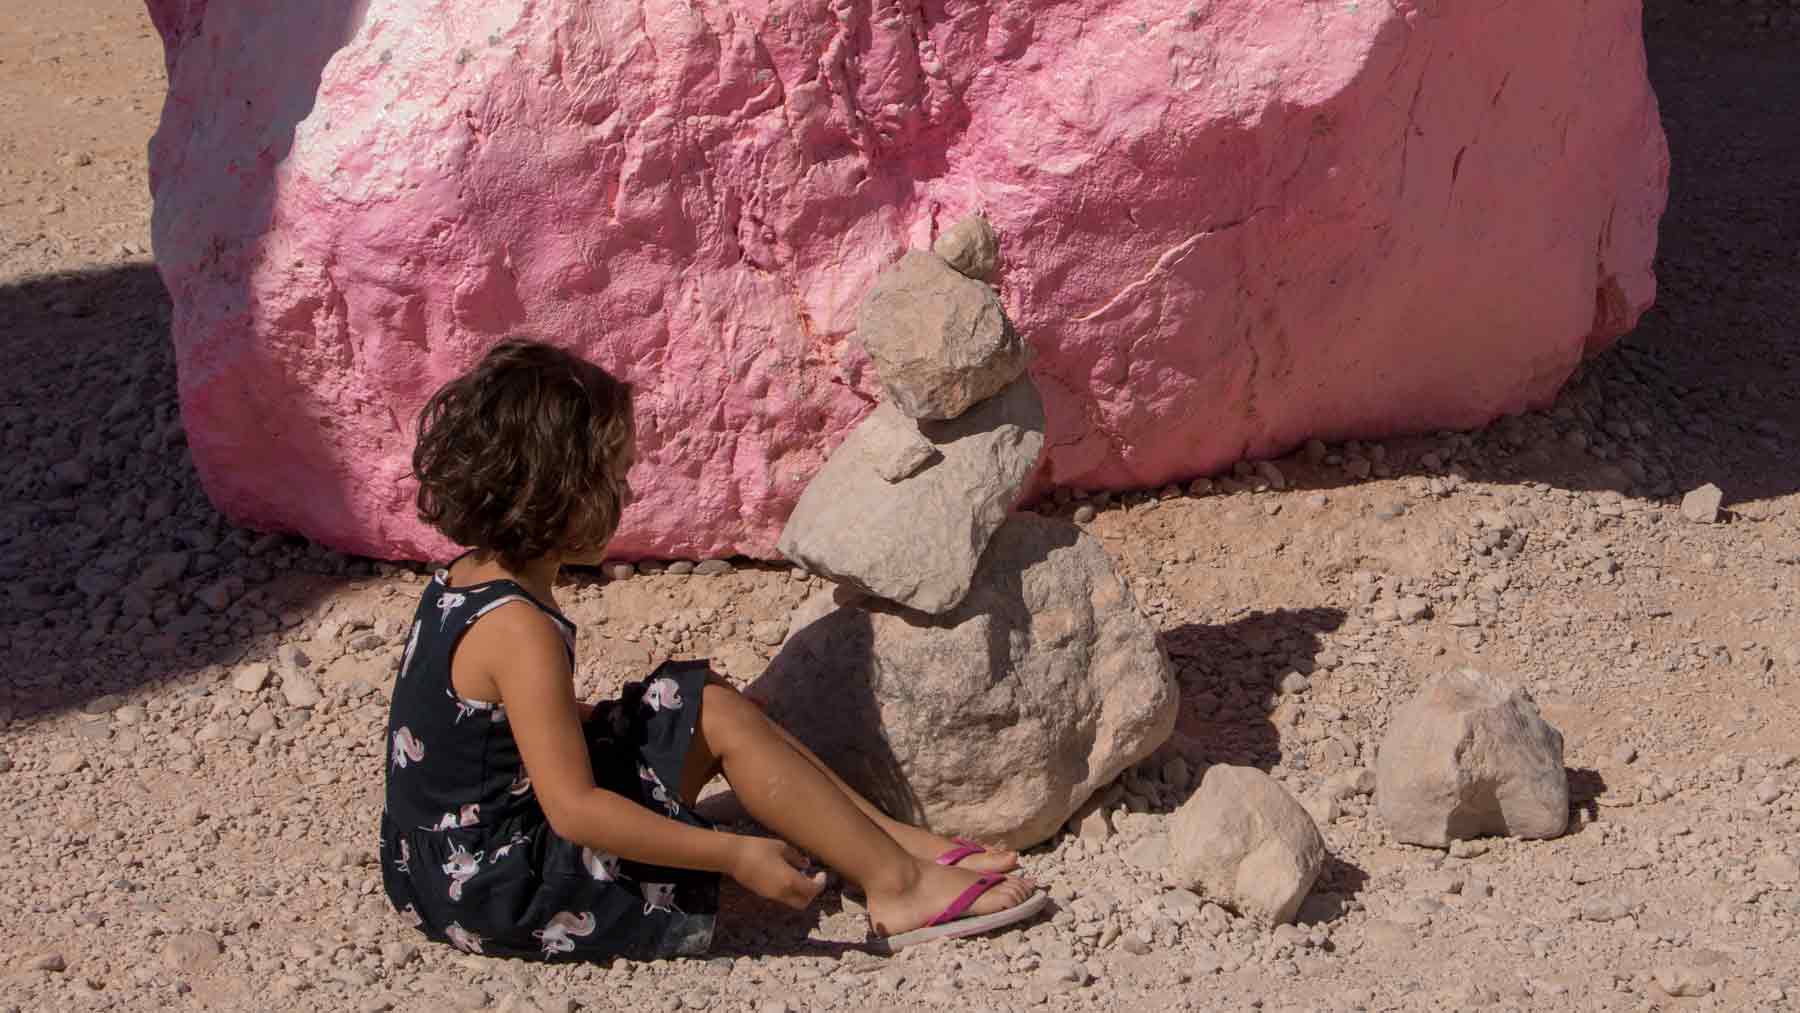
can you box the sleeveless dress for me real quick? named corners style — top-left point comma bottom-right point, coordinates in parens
top-left (378, 565), bottom-right (719, 961)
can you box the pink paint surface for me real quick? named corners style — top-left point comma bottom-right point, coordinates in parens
top-left (146, 0), bottom-right (1668, 561)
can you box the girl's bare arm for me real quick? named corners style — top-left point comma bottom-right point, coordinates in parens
top-left (459, 604), bottom-right (740, 874)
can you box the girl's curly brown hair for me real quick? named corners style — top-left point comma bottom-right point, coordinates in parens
top-left (413, 339), bottom-right (635, 570)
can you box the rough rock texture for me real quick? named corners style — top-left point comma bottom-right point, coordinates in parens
top-left (855, 250), bottom-right (1026, 421)
top-left (145, 0), bottom-right (1668, 560)
top-left (750, 514), bottom-right (1178, 849)
top-left (776, 377), bottom-right (1044, 614)
top-left (1167, 765), bottom-right (1326, 926)
top-left (1376, 670), bottom-right (1570, 848)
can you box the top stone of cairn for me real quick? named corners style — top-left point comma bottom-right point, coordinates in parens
top-left (932, 214), bottom-right (1001, 282)
top-left (855, 241), bottom-right (1027, 422)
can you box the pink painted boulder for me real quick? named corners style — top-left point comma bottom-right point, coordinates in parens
top-left (146, 0), bottom-right (1667, 561)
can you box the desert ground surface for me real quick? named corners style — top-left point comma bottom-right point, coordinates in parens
top-left (0, 2), bottom-right (1796, 1011)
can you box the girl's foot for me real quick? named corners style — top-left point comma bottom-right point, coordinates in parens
top-left (885, 824), bottom-right (1018, 874)
top-left (864, 862), bottom-right (1040, 939)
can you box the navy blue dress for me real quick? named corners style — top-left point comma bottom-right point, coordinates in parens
top-left (379, 566), bottom-right (719, 960)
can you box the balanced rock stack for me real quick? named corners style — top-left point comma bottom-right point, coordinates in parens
top-left (756, 218), bottom-right (1179, 850)
top-left (777, 218), bottom-right (1036, 614)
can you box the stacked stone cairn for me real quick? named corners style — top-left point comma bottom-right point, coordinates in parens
top-left (752, 217), bottom-right (1180, 850)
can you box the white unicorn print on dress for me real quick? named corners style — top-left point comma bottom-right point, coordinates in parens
top-left (399, 904), bottom-right (423, 928)
top-left (391, 727), bottom-right (425, 769)
top-left (580, 847), bottom-right (621, 882)
top-left (392, 838), bottom-right (411, 873)
top-left (532, 911), bottom-right (597, 956)
top-left (442, 843), bottom-right (484, 901)
top-left (641, 882), bottom-right (679, 916)
top-left (397, 620), bottom-right (421, 679)
top-left (422, 804), bottom-right (481, 831)
top-left (435, 591), bottom-right (468, 630)
top-left (447, 687), bottom-right (496, 724)
top-left (642, 676), bottom-right (683, 712)
top-left (491, 832), bottom-right (531, 860)
top-left (445, 921), bottom-right (484, 953)
top-left (507, 770), bottom-right (532, 796)
top-left (638, 763), bottom-right (681, 816)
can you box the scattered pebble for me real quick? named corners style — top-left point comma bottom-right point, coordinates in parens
top-left (281, 673), bottom-right (322, 709)
top-left (1680, 483), bottom-right (1723, 523)
top-left (1654, 965), bottom-right (1713, 998)
top-left (47, 751), bottom-right (86, 775)
top-left (233, 662), bottom-right (272, 693)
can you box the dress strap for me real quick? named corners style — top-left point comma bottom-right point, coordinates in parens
top-left (468, 592), bottom-right (577, 656)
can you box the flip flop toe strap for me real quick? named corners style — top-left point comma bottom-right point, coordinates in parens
top-left (927, 873), bottom-right (1005, 928)
top-left (934, 837), bottom-right (987, 866)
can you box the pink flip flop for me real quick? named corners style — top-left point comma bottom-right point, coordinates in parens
top-left (934, 837), bottom-right (990, 866)
top-left (882, 874), bottom-right (1048, 951)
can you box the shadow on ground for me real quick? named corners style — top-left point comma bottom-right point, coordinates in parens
top-left (1566, 766), bottom-right (1609, 831)
top-left (1159, 607), bottom-right (1348, 776)
top-left (0, 265), bottom-right (366, 726)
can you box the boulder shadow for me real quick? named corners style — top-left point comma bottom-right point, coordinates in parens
top-left (3, 0), bottom-right (381, 724)
top-left (0, 264), bottom-right (370, 726)
top-left (1296, 854), bottom-right (1373, 927)
top-left (1153, 606), bottom-right (1349, 789)
top-left (1566, 766), bottom-right (1608, 831)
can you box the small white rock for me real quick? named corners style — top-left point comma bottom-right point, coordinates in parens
top-left (48, 752), bottom-right (87, 775)
top-left (1396, 597), bottom-right (1433, 623)
top-left (233, 663), bottom-right (272, 694)
top-left (1679, 483), bottom-right (1723, 524)
top-left (1654, 965), bottom-right (1712, 998)
top-left (1756, 851), bottom-right (1799, 885)
top-left (281, 674), bottom-right (322, 709)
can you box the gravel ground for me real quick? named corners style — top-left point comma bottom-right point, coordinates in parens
top-left (1, 2), bottom-right (1797, 1011)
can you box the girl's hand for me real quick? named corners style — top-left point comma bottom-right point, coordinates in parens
top-left (727, 836), bottom-right (827, 910)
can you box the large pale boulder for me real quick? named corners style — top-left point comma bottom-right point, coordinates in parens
top-left (146, 0), bottom-right (1668, 561)
top-left (1168, 765), bottom-right (1325, 926)
top-left (749, 514), bottom-right (1177, 849)
top-left (776, 377), bottom-right (1044, 614)
top-left (1376, 669), bottom-right (1570, 848)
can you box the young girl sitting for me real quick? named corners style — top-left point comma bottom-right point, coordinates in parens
top-left (380, 339), bottom-right (1046, 961)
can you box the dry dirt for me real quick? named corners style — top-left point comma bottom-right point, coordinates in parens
top-left (2, 3), bottom-right (1798, 1012)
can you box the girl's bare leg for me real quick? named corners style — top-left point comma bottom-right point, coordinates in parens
top-left (681, 681), bottom-right (1035, 937)
top-left (680, 676), bottom-right (1018, 873)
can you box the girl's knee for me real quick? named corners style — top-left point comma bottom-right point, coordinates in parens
top-left (700, 680), bottom-right (756, 735)
top-left (702, 677), bottom-right (781, 750)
